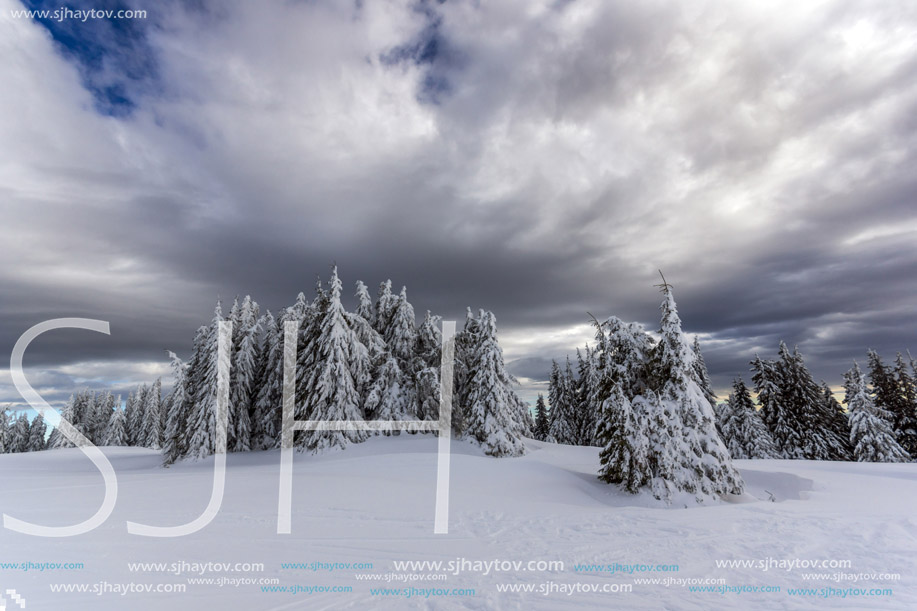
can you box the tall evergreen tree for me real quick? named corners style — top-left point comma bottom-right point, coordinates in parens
top-left (692, 336), bottom-right (718, 410)
top-left (229, 295), bottom-right (260, 452)
top-left (532, 394), bottom-right (548, 441)
top-left (819, 382), bottom-right (852, 460)
top-left (412, 311), bottom-right (443, 422)
top-left (546, 360), bottom-right (576, 444)
top-left (0, 408), bottom-right (10, 453)
top-left (355, 281), bottom-right (375, 328)
top-left (28, 413), bottom-right (47, 452)
top-left (297, 267), bottom-right (369, 452)
top-left (11, 413), bottom-right (31, 453)
top-left (462, 311), bottom-right (526, 457)
top-left (845, 362), bottom-right (909, 463)
top-left (645, 280), bottom-right (744, 499)
top-left (105, 405), bottom-right (128, 447)
top-left (187, 303), bottom-right (226, 459)
top-left (140, 378), bottom-right (162, 449)
top-left (892, 352), bottom-right (917, 457)
top-left (718, 378), bottom-right (778, 459)
top-left (162, 350), bottom-right (190, 464)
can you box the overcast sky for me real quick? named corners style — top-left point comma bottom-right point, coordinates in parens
top-left (1, 0), bottom-right (916, 409)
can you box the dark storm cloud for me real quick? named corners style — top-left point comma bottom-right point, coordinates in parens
top-left (1, 0), bottom-right (916, 406)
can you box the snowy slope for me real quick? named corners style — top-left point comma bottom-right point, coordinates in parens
top-left (1, 437), bottom-right (915, 610)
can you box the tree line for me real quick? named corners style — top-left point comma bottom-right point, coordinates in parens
top-left (7, 267), bottom-right (532, 461)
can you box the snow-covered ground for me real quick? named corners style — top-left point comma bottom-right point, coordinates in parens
top-left (1, 437), bottom-right (915, 610)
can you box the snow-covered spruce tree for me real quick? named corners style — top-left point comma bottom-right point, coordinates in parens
top-left (692, 336), bottom-right (718, 410)
top-left (819, 382), bottom-right (852, 460)
top-left (592, 315), bottom-right (652, 491)
top-left (412, 311), bottom-right (443, 422)
top-left (127, 385), bottom-right (148, 447)
top-left (573, 347), bottom-right (599, 446)
top-left (0, 408), bottom-right (10, 453)
top-left (297, 267), bottom-right (369, 452)
top-left (50, 391), bottom-right (89, 449)
top-left (11, 413), bottom-right (30, 453)
top-left (645, 279), bottom-right (744, 499)
top-left (533, 394), bottom-right (549, 441)
top-left (229, 295), bottom-right (261, 452)
top-left (597, 382), bottom-right (649, 493)
top-left (546, 359), bottom-right (577, 444)
top-left (893, 353), bottom-right (917, 457)
top-left (250, 311), bottom-right (280, 450)
top-left (355, 280), bottom-right (374, 323)
top-left (868, 350), bottom-right (917, 457)
top-left (749, 355), bottom-right (790, 458)
top-left (140, 378), bottom-right (162, 449)
top-left (161, 351), bottom-right (190, 464)
top-left (845, 362), bottom-right (909, 463)
top-left (27, 413), bottom-right (47, 452)
top-left (364, 352), bottom-right (412, 429)
top-left (187, 303), bottom-right (227, 459)
top-left (462, 310), bottom-right (526, 457)
top-left (451, 308), bottom-right (481, 437)
top-left (373, 279), bottom-right (399, 336)
top-left (370, 287), bottom-right (417, 426)
top-left (777, 344), bottom-right (845, 460)
top-left (719, 378), bottom-right (778, 459)
top-left (105, 404), bottom-right (128, 447)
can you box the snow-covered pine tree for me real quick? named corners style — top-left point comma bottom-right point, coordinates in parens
top-left (140, 378), bottom-right (162, 449)
top-left (692, 336), bottom-right (718, 410)
top-left (161, 351), bottom-right (190, 464)
top-left (27, 413), bottom-right (47, 452)
top-left (250, 311), bottom-right (278, 450)
top-left (546, 359), bottom-right (576, 444)
top-left (777, 344), bottom-right (842, 460)
top-left (229, 295), bottom-right (260, 452)
top-left (386, 288), bottom-right (416, 360)
top-left (372, 287), bottom-right (417, 423)
top-left (11, 413), bottom-right (30, 453)
top-left (105, 404), bottom-right (128, 447)
top-left (355, 280), bottom-right (375, 326)
top-left (373, 279), bottom-right (398, 336)
top-left (819, 382), bottom-right (852, 460)
top-left (893, 353), bottom-right (917, 457)
top-left (93, 392), bottom-right (116, 445)
top-left (127, 385), bottom-right (148, 447)
top-left (646, 278), bottom-right (744, 499)
top-left (719, 378), bottom-right (778, 459)
top-left (845, 362), bottom-right (909, 463)
top-left (187, 303), bottom-right (226, 459)
top-left (572, 348), bottom-right (598, 445)
top-left (297, 267), bottom-right (369, 452)
top-left (533, 394), bottom-right (549, 441)
top-left (364, 352), bottom-right (412, 429)
top-left (462, 310), bottom-right (525, 457)
top-left (452, 308), bottom-right (481, 437)
top-left (597, 382), bottom-right (649, 492)
top-left (0, 408), bottom-right (10, 453)
top-left (867, 350), bottom-right (916, 457)
top-left (592, 314), bottom-right (652, 491)
top-left (749, 355), bottom-right (790, 458)
top-left (412, 311), bottom-right (443, 422)
top-left (49, 393), bottom-right (79, 449)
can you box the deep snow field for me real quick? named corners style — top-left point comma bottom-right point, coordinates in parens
top-left (1, 436), bottom-right (915, 610)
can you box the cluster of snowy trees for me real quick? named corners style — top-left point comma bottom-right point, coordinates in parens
top-left (0, 408), bottom-right (49, 454)
top-left (536, 279), bottom-right (745, 501)
top-left (46, 384), bottom-right (162, 450)
top-left (715, 348), bottom-right (917, 464)
top-left (41, 267), bottom-right (531, 461)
